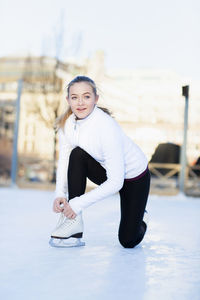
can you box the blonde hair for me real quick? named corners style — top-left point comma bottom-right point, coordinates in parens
top-left (54, 76), bottom-right (112, 131)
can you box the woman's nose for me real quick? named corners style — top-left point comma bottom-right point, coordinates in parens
top-left (78, 97), bottom-right (84, 105)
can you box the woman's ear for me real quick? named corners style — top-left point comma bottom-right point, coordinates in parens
top-left (66, 96), bottom-right (69, 104)
top-left (95, 95), bottom-right (99, 104)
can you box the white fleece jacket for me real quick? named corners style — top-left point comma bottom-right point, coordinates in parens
top-left (55, 105), bottom-right (148, 214)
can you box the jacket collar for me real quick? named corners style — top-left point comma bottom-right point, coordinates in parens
top-left (72, 105), bottom-right (97, 125)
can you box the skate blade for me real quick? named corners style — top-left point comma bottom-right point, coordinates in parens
top-left (49, 237), bottom-right (85, 248)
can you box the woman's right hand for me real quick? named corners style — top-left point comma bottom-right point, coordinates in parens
top-left (53, 197), bottom-right (67, 213)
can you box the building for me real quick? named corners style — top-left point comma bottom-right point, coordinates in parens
top-left (0, 54), bottom-right (200, 184)
top-left (0, 56), bottom-right (84, 182)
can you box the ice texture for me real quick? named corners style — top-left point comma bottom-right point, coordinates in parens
top-left (0, 188), bottom-right (200, 300)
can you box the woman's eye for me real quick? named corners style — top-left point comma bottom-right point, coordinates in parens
top-left (72, 97), bottom-right (77, 100)
top-left (85, 95), bottom-right (90, 99)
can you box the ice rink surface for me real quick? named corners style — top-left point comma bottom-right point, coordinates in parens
top-left (0, 187), bottom-right (200, 300)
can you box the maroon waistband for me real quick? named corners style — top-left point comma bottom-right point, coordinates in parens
top-left (125, 167), bottom-right (149, 182)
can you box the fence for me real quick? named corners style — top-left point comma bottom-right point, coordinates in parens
top-left (1, 158), bottom-right (200, 196)
top-left (149, 163), bottom-right (200, 196)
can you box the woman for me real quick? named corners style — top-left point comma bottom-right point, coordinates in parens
top-left (51, 76), bottom-right (150, 248)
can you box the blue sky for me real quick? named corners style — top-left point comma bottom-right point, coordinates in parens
top-left (0, 0), bottom-right (199, 78)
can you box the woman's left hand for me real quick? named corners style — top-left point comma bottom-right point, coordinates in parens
top-left (63, 202), bottom-right (77, 219)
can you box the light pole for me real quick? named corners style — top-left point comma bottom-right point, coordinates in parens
top-left (179, 85), bottom-right (189, 193)
top-left (11, 79), bottom-right (23, 187)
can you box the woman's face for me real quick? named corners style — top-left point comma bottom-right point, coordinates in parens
top-left (67, 82), bottom-right (99, 119)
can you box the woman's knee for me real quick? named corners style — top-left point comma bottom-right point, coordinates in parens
top-left (70, 147), bottom-right (88, 161)
top-left (118, 230), bottom-right (145, 248)
top-left (118, 236), bottom-right (138, 248)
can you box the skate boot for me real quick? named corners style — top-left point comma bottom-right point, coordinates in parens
top-left (143, 210), bottom-right (149, 229)
top-left (49, 213), bottom-right (85, 248)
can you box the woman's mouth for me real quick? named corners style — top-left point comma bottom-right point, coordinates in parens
top-left (77, 108), bottom-right (86, 111)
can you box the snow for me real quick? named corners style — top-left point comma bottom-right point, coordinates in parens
top-left (0, 187), bottom-right (200, 300)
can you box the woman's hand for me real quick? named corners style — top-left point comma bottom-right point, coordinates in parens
top-left (63, 202), bottom-right (77, 219)
top-left (53, 197), bottom-right (67, 213)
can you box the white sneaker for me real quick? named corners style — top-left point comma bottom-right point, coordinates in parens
top-left (51, 213), bottom-right (84, 239)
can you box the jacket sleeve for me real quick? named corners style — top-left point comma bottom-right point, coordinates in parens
top-left (69, 122), bottom-right (125, 214)
top-left (55, 128), bottom-right (72, 199)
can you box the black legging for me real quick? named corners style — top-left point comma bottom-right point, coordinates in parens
top-left (68, 147), bottom-right (151, 248)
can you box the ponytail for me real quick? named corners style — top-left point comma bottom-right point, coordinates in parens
top-left (54, 107), bottom-right (73, 132)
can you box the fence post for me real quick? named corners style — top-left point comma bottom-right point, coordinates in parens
top-left (179, 85), bottom-right (189, 193)
top-left (11, 79), bottom-right (23, 187)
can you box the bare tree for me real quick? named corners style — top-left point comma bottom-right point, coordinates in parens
top-left (22, 11), bottom-right (83, 183)
top-left (23, 55), bottom-right (63, 182)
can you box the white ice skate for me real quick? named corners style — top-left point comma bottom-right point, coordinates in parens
top-left (49, 213), bottom-right (85, 248)
top-left (143, 210), bottom-right (149, 227)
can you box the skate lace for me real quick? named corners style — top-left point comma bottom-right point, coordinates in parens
top-left (55, 213), bottom-right (65, 229)
top-left (56, 213), bottom-right (76, 230)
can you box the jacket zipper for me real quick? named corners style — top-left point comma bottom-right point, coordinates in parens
top-left (74, 120), bottom-right (79, 145)
top-left (74, 120), bottom-right (77, 130)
